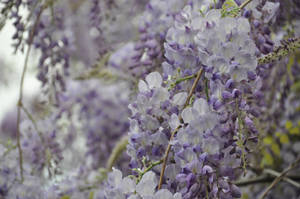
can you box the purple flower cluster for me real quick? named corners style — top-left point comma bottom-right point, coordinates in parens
top-left (109, 0), bottom-right (185, 78)
top-left (55, 79), bottom-right (132, 172)
top-left (127, 72), bottom-right (186, 167)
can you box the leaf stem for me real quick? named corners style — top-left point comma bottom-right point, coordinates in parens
top-left (169, 74), bottom-right (197, 90)
top-left (137, 159), bottom-right (163, 184)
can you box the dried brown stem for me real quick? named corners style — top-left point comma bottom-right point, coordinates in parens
top-left (184, 68), bottom-right (204, 108)
top-left (158, 68), bottom-right (204, 189)
top-left (239, 0), bottom-right (253, 10)
top-left (16, 6), bottom-right (44, 182)
top-left (259, 157), bottom-right (300, 199)
top-left (235, 174), bottom-right (300, 187)
top-left (264, 168), bottom-right (300, 188)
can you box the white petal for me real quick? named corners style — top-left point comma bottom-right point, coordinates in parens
top-left (193, 98), bottom-right (209, 116)
top-left (121, 177), bottom-right (136, 194)
top-left (172, 92), bottom-right (187, 106)
top-left (136, 171), bottom-right (158, 197)
top-left (174, 193), bottom-right (182, 199)
top-left (204, 113), bottom-right (218, 130)
top-left (151, 87), bottom-right (169, 103)
top-left (205, 9), bottom-right (221, 23)
top-left (221, 17), bottom-right (237, 35)
top-left (154, 189), bottom-right (173, 199)
top-left (262, 2), bottom-right (280, 23)
top-left (128, 195), bottom-right (140, 199)
top-left (169, 114), bottom-right (180, 130)
top-left (181, 107), bottom-right (194, 123)
top-left (165, 164), bottom-right (180, 180)
top-left (108, 168), bottom-right (123, 186)
top-left (138, 80), bottom-right (148, 92)
top-left (237, 18), bottom-right (250, 33)
top-left (146, 72), bottom-right (162, 89)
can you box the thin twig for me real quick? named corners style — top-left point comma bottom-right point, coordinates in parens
top-left (239, 0), bottom-right (253, 10)
top-left (235, 175), bottom-right (300, 187)
top-left (158, 125), bottom-right (182, 189)
top-left (16, 6), bottom-right (44, 182)
top-left (158, 68), bottom-right (204, 189)
top-left (236, 164), bottom-right (300, 187)
top-left (264, 168), bottom-right (300, 188)
top-left (259, 157), bottom-right (300, 199)
top-left (169, 74), bottom-right (197, 90)
top-left (236, 175), bottom-right (273, 186)
top-left (21, 106), bottom-right (44, 141)
top-left (184, 68), bottom-right (204, 108)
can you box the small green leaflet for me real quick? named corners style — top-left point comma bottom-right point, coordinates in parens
top-left (221, 0), bottom-right (241, 17)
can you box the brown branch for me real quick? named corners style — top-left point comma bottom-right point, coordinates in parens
top-left (184, 68), bottom-right (204, 108)
top-left (158, 68), bottom-right (204, 189)
top-left (235, 175), bottom-right (300, 187)
top-left (16, 6), bottom-right (44, 182)
top-left (239, 0), bottom-right (254, 10)
top-left (264, 168), bottom-right (300, 188)
top-left (259, 157), bottom-right (300, 199)
top-left (158, 125), bottom-right (182, 189)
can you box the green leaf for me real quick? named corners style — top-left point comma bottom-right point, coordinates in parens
top-left (222, 0), bottom-right (238, 10)
top-left (89, 191), bottom-right (94, 199)
top-left (279, 134), bottom-right (290, 144)
top-left (287, 55), bottom-right (295, 81)
top-left (262, 151), bottom-right (274, 166)
top-left (242, 193), bottom-right (249, 199)
top-left (271, 143), bottom-right (280, 156)
top-left (291, 81), bottom-right (300, 93)
top-left (289, 127), bottom-right (300, 135)
top-left (263, 136), bottom-right (273, 145)
top-left (285, 120), bottom-right (293, 130)
top-left (61, 195), bottom-right (71, 199)
top-left (275, 132), bottom-right (282, 137)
